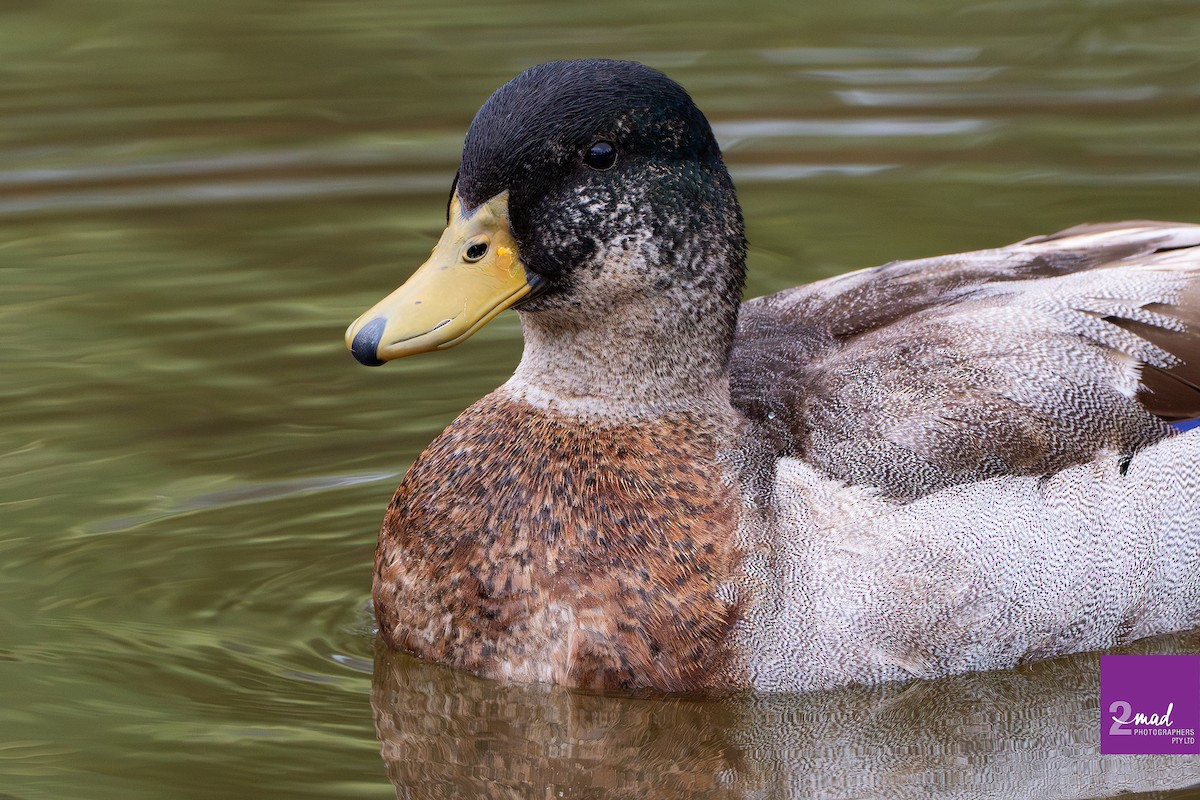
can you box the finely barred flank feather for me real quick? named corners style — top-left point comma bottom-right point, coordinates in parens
top-left (734, 432), bottom-right (1200, 692)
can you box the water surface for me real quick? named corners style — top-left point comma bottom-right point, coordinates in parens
top-left (2, 1), bottom-right (1199, 797)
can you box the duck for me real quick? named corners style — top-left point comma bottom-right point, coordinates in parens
top-left (344, 59), bottom-right (1200, 694)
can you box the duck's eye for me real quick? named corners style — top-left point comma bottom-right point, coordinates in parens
top-left (464, 240), bottom-right (488, 262)
top-left (583, 141), bottom-right (617, 171)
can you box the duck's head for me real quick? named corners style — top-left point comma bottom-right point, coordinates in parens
top-left (345, 59), bottom-right (746, 379)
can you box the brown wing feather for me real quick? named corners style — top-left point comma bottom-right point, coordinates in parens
top-left (1113, 276), bottom-right (1200, 420)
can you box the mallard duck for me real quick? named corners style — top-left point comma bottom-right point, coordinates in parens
top-left (345, 59), bottom-right (1200, 693)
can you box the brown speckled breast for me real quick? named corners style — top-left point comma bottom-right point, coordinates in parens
top-left (373, 391), bottom-right (744, 692)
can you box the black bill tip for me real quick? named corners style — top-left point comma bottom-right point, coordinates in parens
top-left (349, 318), bottom-right (387, 366)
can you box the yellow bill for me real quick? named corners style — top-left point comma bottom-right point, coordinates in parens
top-left (345, 191), bottom-right (534, 365)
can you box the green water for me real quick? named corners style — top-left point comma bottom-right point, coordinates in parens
top-left (2, 1), bottom-right (1199, 797)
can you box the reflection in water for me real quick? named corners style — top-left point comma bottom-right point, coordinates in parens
top-left (373, 645), bottom-right (756, 799)
top-left (372, 632), bottom-right (1200, 799)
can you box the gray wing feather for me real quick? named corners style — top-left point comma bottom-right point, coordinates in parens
top-left (730, 222), bottom-right (1200, 500)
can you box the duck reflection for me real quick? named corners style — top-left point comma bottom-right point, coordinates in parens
top-left (371, 631), bottom-right (1200, 799)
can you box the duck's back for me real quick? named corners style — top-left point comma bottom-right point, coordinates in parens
top-left (730, 221), bottom-right (1200, 501)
